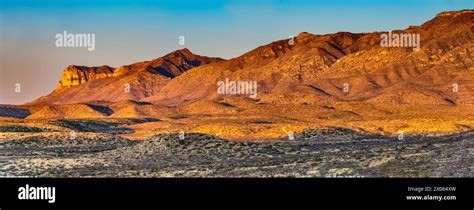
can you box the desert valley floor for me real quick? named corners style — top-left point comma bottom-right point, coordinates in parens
top-left (0, 127), bottom-right (472, 177)
top-left (0, 102), bottom-right (473, 177)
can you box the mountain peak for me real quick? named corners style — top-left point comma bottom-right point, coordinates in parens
top-left (297, 31), bottom-right (313, 37)
top-left (296, 32), bottom-right (315, 41)
top-left (176, 48), bottom-right (192, 54)
top-left (436, 9), bottom-right (474, 18)
top-left (162, 48), bottom-right (195, 60)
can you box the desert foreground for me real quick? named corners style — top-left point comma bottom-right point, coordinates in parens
top-left (0, 103), bottom-right (473, 177)
top-left (0, 129), bottom-right (472, 177)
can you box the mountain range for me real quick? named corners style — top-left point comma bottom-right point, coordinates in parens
top-left (26, 10), bottom-right (474, 107)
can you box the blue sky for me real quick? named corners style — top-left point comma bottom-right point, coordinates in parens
top-left (1, 0), bottom-right (473, 104)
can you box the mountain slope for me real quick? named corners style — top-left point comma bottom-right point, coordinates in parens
top-left (141, 32), bottom-right (371, 104)
top-left (27, 49), bottom-right (223, 105)
top-left (142, 10), bottom-right (474, 106)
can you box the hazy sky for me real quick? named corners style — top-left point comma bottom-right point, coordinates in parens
top-left (1, 0), bottom-right (473, 104)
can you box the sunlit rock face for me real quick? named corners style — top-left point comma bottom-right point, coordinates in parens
top-left (56, 65), bottom-right (117, 89)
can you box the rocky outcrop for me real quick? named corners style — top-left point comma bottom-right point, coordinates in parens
top-left (56, 65), bottom-right (117, 89)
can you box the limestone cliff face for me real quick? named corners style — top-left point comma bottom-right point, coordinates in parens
top-left (56, 65), bottom-right (118, 89)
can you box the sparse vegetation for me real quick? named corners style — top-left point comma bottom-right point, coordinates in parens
top-left (0, 131), bottom-right (471, 177)
top-left (0, 125), bottom-right (54, 133)
top-left (54, 120), bottom-right (133, 134)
